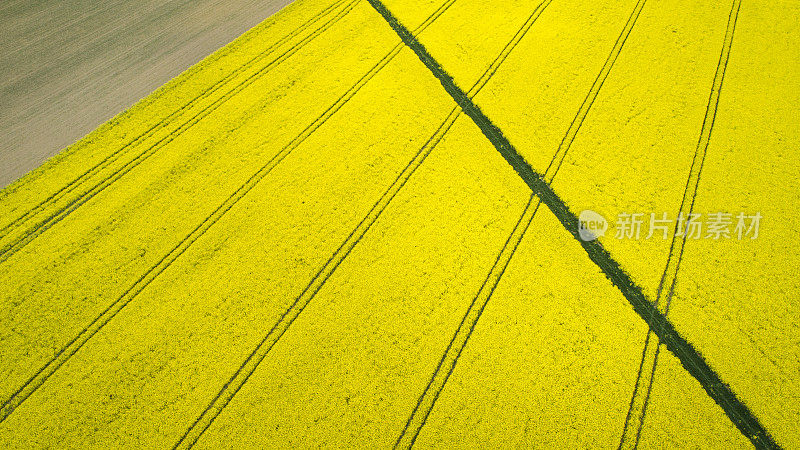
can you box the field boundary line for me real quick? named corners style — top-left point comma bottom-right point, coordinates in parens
top-left (367, 0), bottom-right (778, 447)
top-left (0, 0), bottom-right (349, 236)
top-left (618, 0), bottom-right (745, 447)
top-left (0, 0), bottom-right (349, 235)
top-left (0, 0), bottom-right (457, 428)
top-left (395, 0), bottom-right (649, 444)
top-left (0, 0), bottom-right (358, 263)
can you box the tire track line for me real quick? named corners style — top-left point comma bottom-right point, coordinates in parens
top-left (395, 194), bottom-right (540, 449)
top-left (618, 1), bottom-right (744, 447)
top-left (544, 0), bottom-right (647, 176)
top-left (0, 0), bottom-right (357, 263)
top-left (368, 0), bottom-right (777, 447)
top-left (174, 105), bottom-right (460, 450)
top-left (0, 0), bottom-right (457, 428)
top-left (170, 3), bottom-right (467, 447)
top-left (394, 0), bottom-right (649, 445)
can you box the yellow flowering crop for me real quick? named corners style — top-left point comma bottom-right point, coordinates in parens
top-left (0, 0), bottom-right (795, 447)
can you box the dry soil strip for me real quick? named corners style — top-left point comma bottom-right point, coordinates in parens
top-left (0, 0), bottom-right (458, 429)
top-left (366, 0), bottom-right (778, 447)
top-left (618, 0), bottom-right (743, 447)
top-left (0, 0), bottom-right (359, 265)
top-left (0, 0), bottom-right (349, 237)
top-left (394, 0), bottom-right (648, 445)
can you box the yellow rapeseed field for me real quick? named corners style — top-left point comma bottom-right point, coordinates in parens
top-left (0, 0), bottom-right (796, 447)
